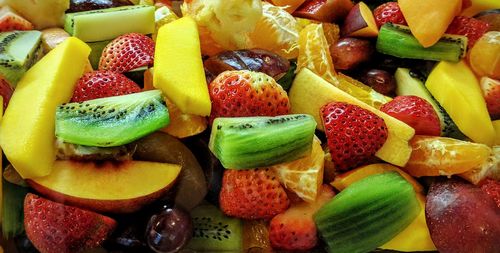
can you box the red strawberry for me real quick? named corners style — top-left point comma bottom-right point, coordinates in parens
top-left (219, 168), bottom-right (290, 219)
top-left (0, 6), bottom-right (34, 32)
top-left (99, 33), bottom-right (155, 73)
top-left (0, 76), bottom-right (13, 110)
top-left (71, 70), bottom-right (141, 102)
top-left (373, 2), bottom-right (407, 28)
top-left (480, 77), bottom-right (500, 120)
top-left (380, 95), bottom-right (441, 136)
top-left (208, 70), bottom-right (290, 124)
top-left (479, 178), bottom-right (500, 208)
top-left (269, 185), bottom-right (334, 251)
top-left (446, 16), bottom-right (489, 48)
top-left (321, 102), bottom-right (388, 171)
top-left (24, 193), bottom-right (116, 253)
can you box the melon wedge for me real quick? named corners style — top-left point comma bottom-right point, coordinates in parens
top-left (425, 60), bottom-right (496, 146)
top-left (289, 68), bottom-right (415, 167)
top-left (0, 37), bottom-right (90, 179)
top-left (27, 160), bottom-right (181, 214)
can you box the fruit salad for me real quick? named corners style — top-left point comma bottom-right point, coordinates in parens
top-left (0, 0), bottom-right (499, 253)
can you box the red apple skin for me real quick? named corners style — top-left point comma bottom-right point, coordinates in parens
top-left (426, 177), bottom-right (500, 253)
top-left (341, 3), bottom-right (369, 36)
top-left (293, 0), bottom-right (354, 22)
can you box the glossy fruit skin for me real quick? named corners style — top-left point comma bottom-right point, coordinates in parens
top-left (480, 178), bottom-right (500, 208)
top-left (71, 70), bottom-right (141, 102)
top-left (0, 76), bottom-right (13, 110)
top-left (480, 77), bottom-right (500, 120)
top-left (99, 33), bottom-right (155, 73)
top-left (330, 38), bottom-right (374, 70)
top-left (68, 0), bottom-right (133, 13)
top-left (446, 16), bottom-right (490, 48)
top-left (359, 69), bottom-right (396, 96)
top-left (146, 207), bottom-right (193, 253)
top-left (321, 102), bottom-right (388, 171)
top-left (373, 2), bottom-right (407, 28)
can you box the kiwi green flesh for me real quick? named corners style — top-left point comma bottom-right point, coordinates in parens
top-left (55, 90), bottom-right (169, 147)
top-left (209, 114), bottom-right (317, 169)
top-left (0, 31), bottom-right (42, 85)
top-left (187, 204), bottom-right (243, 252)
top-left (314, 172), bottom-right (420, 253)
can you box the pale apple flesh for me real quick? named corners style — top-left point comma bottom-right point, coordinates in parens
top-left (341, 2), bottom-right (378, 37)
top-left (27, 160), bottom-right (181, 214)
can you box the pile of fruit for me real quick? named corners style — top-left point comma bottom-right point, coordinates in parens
top-left (0, 0), bottom-right (498, 253)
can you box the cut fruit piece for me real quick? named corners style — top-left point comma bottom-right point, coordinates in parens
top-left (341, 2), bottom-right (378, 37)
top-left (293, 0), bottom-right (353, 22)
top-left (160, 98), bottom-right (207, 138)
top-left (153, 6), bottom-right (178, 40)
top-left (0, 6), bottom-right (34, 32)
top-left (64, 5), bottom-right (155, 42)
top-left (0, 31), bottom-right (42, 85)
top-left (27, 160), bottom-right (181, 213)
top-left (376, 23), bottom-right (467, 62)
top-left (5, 0), bottom-right (69, 29)
top-left (187, 204), bottom-right (243, 252)
top-left (0, 37), bottom-right (90, 179)
top-left (269, 0), bottom-right (306, 13)
top-left (289, 68), bottom-right (415, 167)
top-left (209, 114), bottom-right (316, 169)
top-left (242, 220), bottom-right (272, 252)
top-left (469, 31), bottom-right (500, 79)
top-left (153, 17), bottom-right (211, 116)
top-left (314, 172), bottom-right (420, 253)
top-left (56, 90), bottom-right (170, 147)
top-left (495, 120), bottom-right (500, 145)
top-left (270, 137), bottom-right (324, 202)
top-left (461, 0), bottom-right (500, 17)
top-left (480, 76), bottom-right (500, 120)
top-left (399, 0), bottom-right (462, 47)
top-left (459, 145), bottom-right (500, 184)
top-left (404, 136), bottom-right (492, 177)
top-left (40, 28), bottom-right (70, 54)
top-left (425, 60), bottom-right (496, 146)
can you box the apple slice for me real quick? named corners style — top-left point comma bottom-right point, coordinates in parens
top-left (27, 160), bottom-right (181, 213)
top-left (341, 2), bottom-right (378, 37)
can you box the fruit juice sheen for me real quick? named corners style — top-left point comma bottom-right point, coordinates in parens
top-left (1, 1), bottom-right (500, 253)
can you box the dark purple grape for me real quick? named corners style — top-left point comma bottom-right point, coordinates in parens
top-left (68, 0), bottom-right (133, 13)
top-left (146, 207), bottom-right (193, 253)
top-left (359, 69), bottom-right (396, 96)
top-left (331, 38), bottom-right (374, 70)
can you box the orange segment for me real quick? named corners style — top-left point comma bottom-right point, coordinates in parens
top-left (269, 0), bottom-right (306, 13)
top-left (270, 137), bottom-right (324, 202)
top-left (161, 98), bottom-right (208, 138)
top-left (404, 136), bottom-right (492, 177)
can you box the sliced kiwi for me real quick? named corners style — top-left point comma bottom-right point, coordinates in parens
top-left (376, 23), bottom-right (467, 62)
top-left (64, 5), bottom-right (155, 42)
top-left (55, 90), bottom-right (169, 147)
top-left (2, 180), bottom-right (29, 239)
top-left (186, 204), bottom-right (243, 252)
top-left (314, 172), bottom-right (420, 253)
top-left (209, 114), bottom-right (317, 169)
top-left (0, 31), bottom-right (42, 85)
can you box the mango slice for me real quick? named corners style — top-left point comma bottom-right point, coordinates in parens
top-left (399, 0), bottom-right (462, 47)
top-left (153, 17), bottom-right (211, 116)
top-left (0, 37), bottom-right (91, 179)
top-left (425, 60), bottom-right (496, 146)
top-left (494, 120), bottom-right (500, 145)
top-left (289, 68), bottom-right (415, 167)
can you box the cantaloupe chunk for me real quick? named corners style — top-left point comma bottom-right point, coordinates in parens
top-left (289, 68), bottom-right (415, 167)
top-left (425, 60), bottom-right (496, 146)
top-left (399, 0), bottom-right (462, 47)
top-left (0, 37), bottom-right (90, 179)
top-left (153, 16), bottom-right (211, 116)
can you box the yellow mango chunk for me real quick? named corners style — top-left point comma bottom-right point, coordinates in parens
top-left (0, 98), bottom-right (3, 222)
top-left (494, 120), bottom-right (500, 145)
top-left (399, 0), bottom-right (462, 47)
top-left (426, 60), bottom-right (496, 146)
top-left (0, 37), bottom-right (90, 179)
top-left (290, 68), bottom-right (415, 167)
top-left (153, 17), bottom-right (211, 116)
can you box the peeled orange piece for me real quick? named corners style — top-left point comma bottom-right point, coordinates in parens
top-left (249, 2), bottom-right (299, 59)
top-left (404, 136), bottom-right (492, 177)
top-left (270, 137), bottom-right (324, 202)
top-left (161, 98), bottom-right (208, 138)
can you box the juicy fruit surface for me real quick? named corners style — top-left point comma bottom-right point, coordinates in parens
top-left (208, 70), bottom-right (290, 123)
top-left (480, 178), bottom-right (500, 208)
top-left (480, 77), bottom-right (500, 120)
top-left (321, 102), bottom-right (388, 171)
top-left (446, 15), bottom-right (490, 48)
top-left (0, 6), bottom-right (34, 32)
top-left (71, 70), bottom-right (140, 102)
top-left (99, 33), bottom-right (155, 73)
top-left (373, 2), bottom-right (407, 28)
top-left (219, 169), bottom-right (290, 219)
top-left (0, 37), bottom-right (90, 179)
top-left (24, 193), bottom-right (117, 253)
top-left (160, 98), bottom-right (208, 138)
top-left (5, 0), bottom-right (69, 29)
top-left (469, 31), bottom-right (500, 80)
top-left (0, 77), bottom-right (13, 110)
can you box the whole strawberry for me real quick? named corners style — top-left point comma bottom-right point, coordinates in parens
top-left (446, 16), bottom-right (489, 48)
top-left (208, 70), bottom-right (290, 124)
top-left (480, 178), bottom-right (500, 208)
top-left (480, 77), bottom-right (500, 120)
top-left (219, 169), bottom-right (290, 219)
top-left (380, 95), bottom-right (441, 136)
top-left (373, 2), bottom-right (407, 28)
top-left (321, 102), bottom-right (388, 171)
top-left (24, 193), bottom-right (116, 253)
top-left (71, 70), bottom-right (141, 102)
top-left (99, 33), bottom-right (155, 73)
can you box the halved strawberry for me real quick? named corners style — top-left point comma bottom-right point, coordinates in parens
top-left (380, 95), bottom-right (441, 136)
top-left (219, 168), bottom-right (290, 219)
top-left (24, 193), bottom-right (116, 253)
top-left (373, 2), bottom-right (407, 28)
top-left (269, 185), bottom-right (335, 251)
top-left (479, 178), bottom-right (500, 208)
top-left (208, 70), bottom-right (290, 124)
top-left (480, 77), bottom-right (500, 120)
top-left (321, 102), bottom-right (388, 171)
top-left (0, 76), bottom-right (13, 110)
top-left (99, 33), bottom-right (155, 73)
top-left (71, 70), bottom-right (141, 102)
top-left (0, 6), bottom-right (34, 32)
top-left (446, 16), bottom-right (489, 49)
